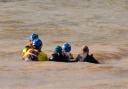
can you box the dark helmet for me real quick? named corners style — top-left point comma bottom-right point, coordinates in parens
top-left (29, 33), bottom-right (39, 41)
top-left (62, 42), bottom-right (71, 52)
top-left (32, 39), bottom-right (42, 49)
top-left (54, 45), bottom-right (62, 53)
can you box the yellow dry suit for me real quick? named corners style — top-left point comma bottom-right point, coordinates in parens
top-left (22, 48), bottom-right (48, 61)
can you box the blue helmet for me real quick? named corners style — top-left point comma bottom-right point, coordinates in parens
top-left (62, 42), bottom-right (71, 52)
top-left (54, 45), bottom-right (62, 53)
top-left (29, 33), bottom-right (39, 41)
top-left (32, 39), bottom-right (42, 49)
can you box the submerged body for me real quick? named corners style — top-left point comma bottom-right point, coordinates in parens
top-left (75, 46), bottom-right (99, 64)
top-left (22, 47), bottom-right (47, 61)
top-left (49, 52), bottom-right (70, 62)
top-left (49, 51), bottom-right (74, 62)
top-left (76, 53), bottom-right (99, 64)
top-left (49, 45), bottom-right (74, 62)
top-left (22, 34), bottom-right (47, 61)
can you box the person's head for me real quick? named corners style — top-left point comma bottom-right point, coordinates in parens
top-left (32, 39), bottom-right (42, 50)
top-left (62, 42), bottom-right (71, 52)
top-left (29, 33), bottom-right (39, 41)
top-left (54, 45), bottom-right (62, 53)
top-left (82, 45), bottom-right (89, 54)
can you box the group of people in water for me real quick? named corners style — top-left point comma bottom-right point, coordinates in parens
top-left (22, 33), bottom-right (99, 64)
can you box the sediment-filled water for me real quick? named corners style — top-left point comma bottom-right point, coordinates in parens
top-left (0, 0), bottom-right (128, 89)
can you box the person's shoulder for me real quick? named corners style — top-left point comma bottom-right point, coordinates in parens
top-left (26, 40), bottom-right (32, 46)
top-left (38, 51), bottom-right (48, 58)
top-left (39, 51), bottom-right (47, 55)
top-left (38, 51), bottom-right (48, 61)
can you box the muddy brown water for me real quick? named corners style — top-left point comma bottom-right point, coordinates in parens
top-left (0, 0), bottom-right (128, 89)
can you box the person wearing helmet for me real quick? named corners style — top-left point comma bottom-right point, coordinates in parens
top-left (22, 38), bottom-right (47, 61)
top-left (49, 45), bottom-right (70, 62)
top-left (32, 39), bottom-right (47, 61)
top-left (22, 33), bottom-right (39, 58)
top-left (62, 42), bottom-right (74, 60)
top-left (32, 38), bottom-right (42, 51)
top-left (26, 33), bottom-right (39, 47)
top-left (75, 45), bottom-right (99, 64)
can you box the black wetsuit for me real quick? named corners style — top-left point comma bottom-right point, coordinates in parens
top-left (75, 54), bottom-right (99, 64)
top-left (49, 52), bottom-right (71, 62)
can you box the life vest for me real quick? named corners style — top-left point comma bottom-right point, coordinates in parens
top-left (22, 48), bottom-right (47, 61)
top-left (22, 46), bottom-right (32, 57)
top-left (37, 51), bottom-right (48, 61)
top-left (22, 40), bottom-right (33, 58)
top-left (23, 48), bottom-right (39, 61)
